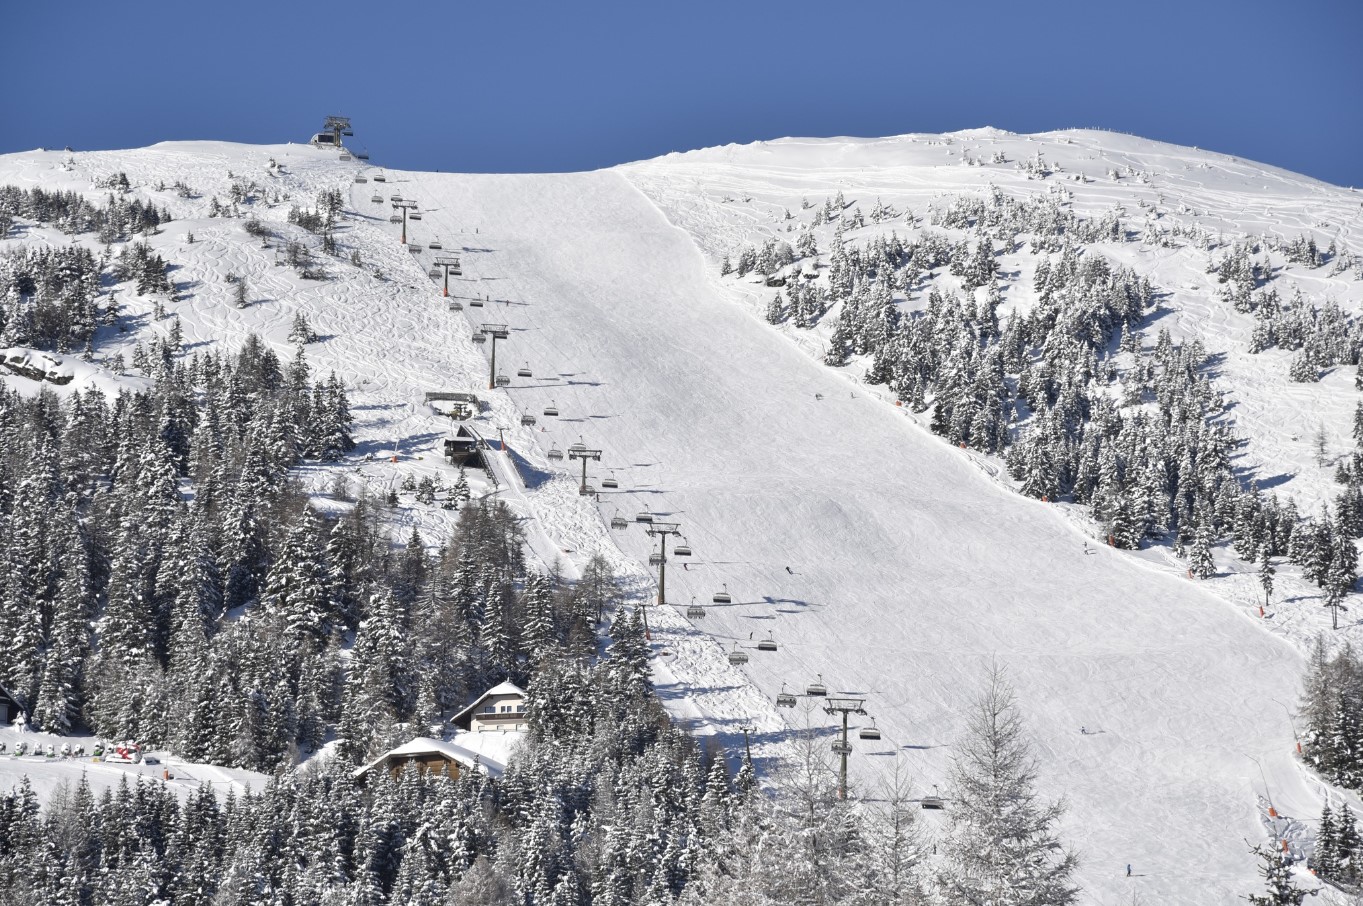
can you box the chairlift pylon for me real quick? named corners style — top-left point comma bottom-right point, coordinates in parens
top-left (806, 674), bottom-right (827, 697)
top-left (757, 631), bottom-right (777, 652)
top-left (712, 584), bottom-right (732, 604)
top-left (728, 643), bottom-right (749, 666)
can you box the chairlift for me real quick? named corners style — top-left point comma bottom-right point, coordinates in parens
top-left (372, 172), bottom-right (386, 182)
top-left (472, 332), bottom-right (487, 345)
top-left (831, 740), bottom-right (853, 755)
top-left (357, 149), bottom-right (370, 160)
top-left (728, 643), bottom-right (749, 666)
top-left (806, 674), bottom-right (827, 697)
top-left (712, 584), bottom-right (732, 604)
top-left (636, 509), bottom-right (654, 524)
top-left (568, 438), bottom-right (586, 454)
top-left (757, 632), bottom-right (777, 653)
top-left (610, 511), bottom-right (629, 531)
top-left (339, 152), bottom-right (352, 162)
top-left (409, 212), bottom-right (422, 221)
top-left (470, 297), bottom-right (484, 307)
top-left (601, 471), bottom-right (619, 490)
top-left (408, 243), bottom-right (422, 253)
top-left (371, 193), bottom-right (383, 203)
top-left (672, 538), bottom-right (691, 556)
top-left (686, 598), bottom-right (706, 619)
top-left (517, 364), bottom-right (533, 378)
top-left (921, 797), bottom-right (945, 811)
top-left (547, 446), bottom-right (564, 461)
top-left (389, 215), bottom-right (402, 224)
top-left (390, 194), bottom-right (402, 202)
top-left (448, 300), bottom-right (463, 311)
top-left (521, 411), bottom-right (537, 427)
top-left (775, 684), bottom-right (797, 708)
top-left (649, 552), bottom-right (664, 566)
top-left (543, 401), bottom-right (559, 417)
top-left (429, 237), bottom-right (443, 249)
top-left (579, 485), bottom-right (596, 497)
top-left (428, 267), bottom-right (441, 279)
top-left (354, 174), bottom-right (367, 183)
top-left (494, 374), bottom-right (510, 388)
top-left (859, 719), bottom-right (881, 741)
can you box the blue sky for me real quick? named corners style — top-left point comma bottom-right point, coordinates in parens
top-left (4, 0), bottom-right (1360, 186)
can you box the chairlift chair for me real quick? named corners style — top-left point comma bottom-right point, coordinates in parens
top-left (448, 300), bottom-right (463, 311)
top-left (921, 797), bottom-right (945, 811)
top-left (757, 632), bottom-right (777, 652)
top-left (408, 243), bottom-right (422, 253)
top-left (429, 237), bottom-right (443, 249)
top-left (409, 212), bottom-right (422, 221)
top-left (712, 584), bottom-right (732, 604)
top-left (521, 411), bottom-right (537, 427)
top-left (357, 149), bottom-right (370, 160)
top-left (547, 446), bottom-right (564, 461)
top-left (831, 740), bottom-right (853, 755)
top-left (390, 194), bottom-right (402, 201)
top-left (775, 684), bottom-right (797, 707)
top-left (494, 374), bottom-right (510, 388)
top-left (428, 267), bottom-right (441, 279)
top-left (636, 510), bottom-right (654, 524)
top-left (579, 485), bottom-right (596, 497)
top-left (672, 538), bottom-right (691, 556)
top-left (339, 152), bottom-right (352, 162)
top-left (728, 643), bottom-right (749, 666)
top-left (372, 172), bottom-right (386, 182)
top-left (649, 552), bottom-right (664, 566)
top-left (568, 439), bottom-right (586, 454)
top-left (389, 215), bottom-right (402, 224)
top-left (517, 364), bottom-right (533, 378)
top-left (610, 511), bottom-right (629, 530)
top-left (601, 472), bottom-right (619, 490)
top-left (859, 719), bottom-right (881, 741)
top-left (472, 332), bottom-right (487, 345)
top-left (806, 674), bottom-right (827, 697)
top-left (470, 297), bottom-right (484, 307)
top-left (371, 193), bottom-right (383, 203)
top-left (354, 175), bottom-right (367, 183)
top-left (686, 598), bottom-right (706, 619)
top-left (543, 401), bottom-right (559, 417)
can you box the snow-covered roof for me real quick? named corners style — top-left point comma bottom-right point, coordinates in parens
top-left (354, 735), bottom-right (503, 780)
top-left (449, 681), bottom-right (526, 728)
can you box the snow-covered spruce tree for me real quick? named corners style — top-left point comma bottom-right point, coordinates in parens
top-left (1245, 844), bottom-right (1311, 905)
top-left (938, 666), bottom-right (1079, 906)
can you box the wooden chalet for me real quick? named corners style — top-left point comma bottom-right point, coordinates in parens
top-left (353, 737), bottom-right (489, 783)
top-left (450, 681), bottom-right (528, 733)
top-left (0, 684), bottom-right (24, 725)
top-left (443, 424), bottom-right (484, 468)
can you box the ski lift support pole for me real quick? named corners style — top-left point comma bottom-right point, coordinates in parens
top-left (393, 198), bottom-right (419, 245)
top-left (567, 445), bottom-right (603, 494)
top-left (434, 256), bottom-right (462, 297)
top-left (825, 697), bottom-right (866, 800)
top-left (478, 323), bottom-right (510, 390)
top-left (644, 521), bottom-right (682, 637)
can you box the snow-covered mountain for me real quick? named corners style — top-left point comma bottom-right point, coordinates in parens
top-left (3, 127), bottom-right (1361, 903)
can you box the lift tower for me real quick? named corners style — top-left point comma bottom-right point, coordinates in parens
top-left (824, 697), bottom-right (867, 800)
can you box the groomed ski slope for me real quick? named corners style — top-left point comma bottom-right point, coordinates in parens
top-left (401, 168), bottom-right (1314, 904)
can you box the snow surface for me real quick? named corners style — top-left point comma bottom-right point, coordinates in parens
top-left (3, 131), bottom-right (1362, 902)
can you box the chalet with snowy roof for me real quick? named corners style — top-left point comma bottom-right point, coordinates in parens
top-left (0, 684), bottom-right (24, 725)
top-left (451, 681), bottom-right (528, 733)
top-left (354, 737), bottom-right (493, 783)
top-left (443, 424), bottom-right (483, 467)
